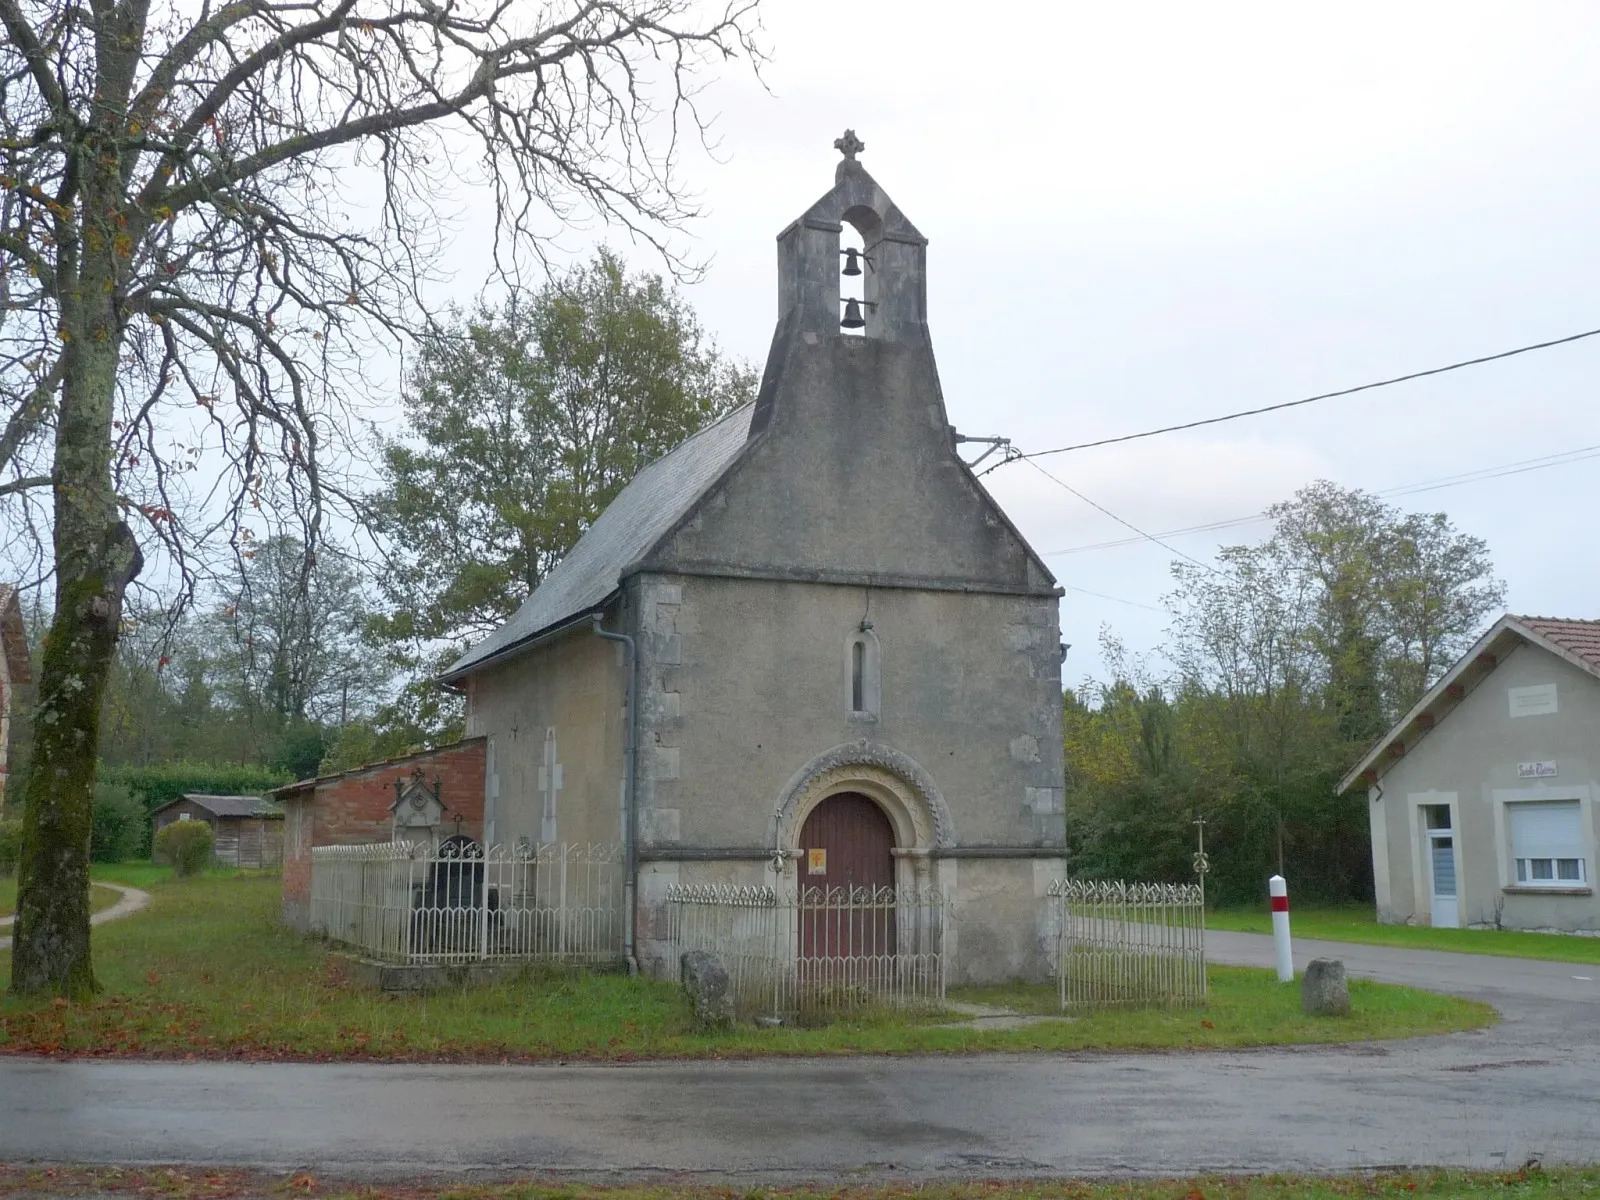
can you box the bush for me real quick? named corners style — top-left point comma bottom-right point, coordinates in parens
top-left (154, 819), bottom-right (215, 877)
top-left (90, 782), bottom-right (147, 863)
top-left (0, 818), bottom-right (21, 877)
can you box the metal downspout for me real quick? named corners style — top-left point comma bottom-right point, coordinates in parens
top-left (592, 615), bottom-right (639, 975)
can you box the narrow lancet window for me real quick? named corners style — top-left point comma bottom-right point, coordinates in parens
top-left (847, 629), bottom-right (880, 718)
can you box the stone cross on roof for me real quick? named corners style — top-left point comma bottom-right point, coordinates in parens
top-left (833, 129), bottom-right (865, 161)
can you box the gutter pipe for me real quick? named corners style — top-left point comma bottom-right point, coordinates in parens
top-left (592, 614), bottom-right (639, 975)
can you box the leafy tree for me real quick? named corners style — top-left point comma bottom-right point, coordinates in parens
top-left (204, 536), bottom-right (384, 732)
top-left (370, 250), bottom-right (756, 731)
top-left (1, 0), bottom-right (761, 995)
top-left (1067, 483), bottom-right (1504, 905)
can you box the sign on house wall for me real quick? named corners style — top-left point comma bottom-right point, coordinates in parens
top-left (1517, 761), bottom-right (1559, 779)
top-left (1509, 683), bottom-right (1559, 718)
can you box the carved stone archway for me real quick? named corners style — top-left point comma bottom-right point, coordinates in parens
top-left (772, 741), bottom-right (952, 866)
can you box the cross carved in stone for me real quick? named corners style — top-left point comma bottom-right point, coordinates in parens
top-left (834, 129), bottom-right (865, 161)
top-left (537, 727), bottom-right (563, 844)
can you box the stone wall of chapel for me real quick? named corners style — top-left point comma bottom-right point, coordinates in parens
top-left (629, 571), bottom-right (1065, 854)
top-left (463, 628), bottom-right (626, 853)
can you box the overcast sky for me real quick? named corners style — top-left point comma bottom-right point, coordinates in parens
top-left (450, 2), bottom-right (1600, 683)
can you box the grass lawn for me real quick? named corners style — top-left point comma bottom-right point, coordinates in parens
top-left (1208, 903), bottom-right (1600, 964)
top-left (0, 874), bottom-right (1493, 1062)
top-left (0, 877), bottom-right (121, 921)
top-left (0, 1165), bottom-right (1594, 1200)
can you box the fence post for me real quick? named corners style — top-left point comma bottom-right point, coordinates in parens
top-left (559, 845), bottom-right (569, 958)
top-left (1269, 874), bottom-right (1293, 982)
top-left (478, 850), bottom-right (491, 961)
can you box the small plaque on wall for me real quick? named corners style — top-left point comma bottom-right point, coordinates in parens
top-left (807, 848), bottom-right (827, 875)
top-left (1517, 760), bottom-right (1558, 779)
top-left (1508, 683), bottom-right (1558, 718)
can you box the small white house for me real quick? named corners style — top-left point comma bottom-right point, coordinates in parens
top-left (1341, 614), bottom-right (1600, 933)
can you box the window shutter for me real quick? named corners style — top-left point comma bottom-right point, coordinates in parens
top-left (1510, 801), bottom-right (1582, 859)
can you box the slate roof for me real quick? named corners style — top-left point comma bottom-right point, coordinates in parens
top-left (443, 403), bottom-right (757, 680)
top-left (157, 794), bottom-right (284, 819)
top-left (1337, 613), bottom-right (1600, 792)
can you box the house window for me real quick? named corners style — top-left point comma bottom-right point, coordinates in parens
top-left (846, 628), bottom-right (880, 718)
top-left (1510, 800), bottom-right (1586, 886)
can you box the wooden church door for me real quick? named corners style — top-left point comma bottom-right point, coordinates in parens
top-left (797, 792), bottom-right (896, 961)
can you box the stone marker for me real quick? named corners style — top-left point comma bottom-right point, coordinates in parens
top-left (681, 949), bottom-right (735, 1031)
top-left (1301, 957), bottom-right (1351, 1016)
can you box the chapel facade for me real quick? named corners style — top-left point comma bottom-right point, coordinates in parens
top-left (443, 137), bottom-right (1067, 982)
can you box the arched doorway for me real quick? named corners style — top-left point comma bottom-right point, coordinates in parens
top-left (797, 791), bottom-right (896, 961)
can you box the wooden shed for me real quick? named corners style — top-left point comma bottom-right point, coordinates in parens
top-left (152, 794), bottom-right (285, 868)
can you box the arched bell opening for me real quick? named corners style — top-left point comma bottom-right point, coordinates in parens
top-left (839, 203), bottom-right (883, 338)
top-left (838, 220), bottom-right (867, 336)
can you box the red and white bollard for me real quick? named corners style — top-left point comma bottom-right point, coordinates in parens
top-left (1269, 874), bottom-right (1293, 981)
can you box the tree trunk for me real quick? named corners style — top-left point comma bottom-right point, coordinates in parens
top-left (9, 149), bottom-right (141, 997)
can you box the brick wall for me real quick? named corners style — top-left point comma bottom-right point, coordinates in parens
top-left (279, 737), bottom-right (487, 930)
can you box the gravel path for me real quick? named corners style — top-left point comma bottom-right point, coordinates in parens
top-left (0, 882), bottom-right (150, 949)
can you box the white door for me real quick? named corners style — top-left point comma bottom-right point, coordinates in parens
top-left (1429, 832), bottom-right (1459, 928)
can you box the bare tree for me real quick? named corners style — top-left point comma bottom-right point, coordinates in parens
top-left (0, 0), bottom-right (762, 996)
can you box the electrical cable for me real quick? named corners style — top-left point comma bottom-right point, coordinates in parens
top-left (1063, 584), bottom-right (1165, 612)
top-left (1042, 441), bottom-right (1600, 558)
top-left (1010, 326), bottom-right (1600, 462)
top-left (1022, 456), bottom-right (1217, 573)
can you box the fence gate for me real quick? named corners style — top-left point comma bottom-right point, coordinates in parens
top-left (1050, 879), bottom-right (1206, 1011)
top-left (666, 883), bottom-right (945, 1018)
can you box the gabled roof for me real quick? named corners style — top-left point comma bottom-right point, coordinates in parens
top-left (0, 584), bottom-right (31, 689)
top-left (1337, 614), bottom-right (1600, 793)
top-left (155, 794), bottom-right (283, 819)
top-left (441, 404), bottom-right (757, 680)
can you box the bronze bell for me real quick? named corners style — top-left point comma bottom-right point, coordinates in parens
top-left (842, 247), bottom-right (863, 276)
top-left (840, 297), bottom-right (866, 330)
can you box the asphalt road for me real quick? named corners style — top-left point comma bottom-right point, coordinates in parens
top-left (1, 931), bottom-right (1597, 1180)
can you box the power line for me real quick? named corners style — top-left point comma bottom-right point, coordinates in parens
top-left (1012, 326), bottom-right (1600, 462)
top-left (1064, 584), bottom-right (1165, 613)
top-left (1022, 457), bottom-right (1216, 573)
top-left (1041, 441), bottom-right (1600, 558)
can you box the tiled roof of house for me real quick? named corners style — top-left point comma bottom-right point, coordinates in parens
top-left (442, 403), bottom-right (756, 680)
top-left (1514, 616), bottom-right (1600, 673)
top-left (1338, 612), bottom-right (1600, 793)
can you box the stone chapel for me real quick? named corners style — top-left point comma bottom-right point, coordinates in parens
top-left (443, 135), bottom-right (1067, 982)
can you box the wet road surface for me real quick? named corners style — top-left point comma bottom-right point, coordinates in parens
top-left (1, 931), bottom-right (1595, 1180)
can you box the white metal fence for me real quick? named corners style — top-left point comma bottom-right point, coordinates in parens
top-left (310, 841), bottom-right (623, 965)
top-left (1050, 879), bottom-right (1206, 1011)
top-left (666, 883), bottom-right (946, 1018)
